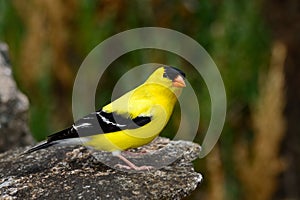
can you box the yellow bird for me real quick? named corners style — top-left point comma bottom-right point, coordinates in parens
top-left (24, 66), bottom-right (186, 170)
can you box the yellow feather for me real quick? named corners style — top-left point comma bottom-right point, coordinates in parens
top-left (84, 67), bottom-right (183, 151)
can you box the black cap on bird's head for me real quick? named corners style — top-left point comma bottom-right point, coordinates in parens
top-left (163, 66), bottom-right (186, 88)
top-left (146, 66), bottom-right (186, 89)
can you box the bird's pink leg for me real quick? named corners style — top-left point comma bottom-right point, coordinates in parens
top-left (114, 154), bottom-right (154, 171)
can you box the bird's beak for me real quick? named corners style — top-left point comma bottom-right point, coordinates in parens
top-left (172, 75), bottom-right (186, 88)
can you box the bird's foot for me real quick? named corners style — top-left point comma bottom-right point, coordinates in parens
top-left (114, 154), bottom-right (154, 171)
top-left (114, 163), bottom-right (154, 171)
top-left (121, 150), bottom-right (151, 157)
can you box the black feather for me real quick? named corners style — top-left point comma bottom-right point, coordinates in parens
top-left (163, 66), bottom-right (186, 81)
top-left (22, 141), bottom-right (56, 154)
top-left (22, 127), bottom-right (78, 154)
top-left (47, 127), bottom-right (78, 142)
top-left (22, 111), bottom-right (152, 154)
top-left (96, 110), bottom-right (151, 133)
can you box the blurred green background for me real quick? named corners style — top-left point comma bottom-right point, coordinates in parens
top-left (1, 0), bottom-right (299, 199)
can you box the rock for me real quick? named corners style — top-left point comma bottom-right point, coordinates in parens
top-left (0, 43), bottom-right (33, 152)
top-left (0, 137), bottom-right (202, 199)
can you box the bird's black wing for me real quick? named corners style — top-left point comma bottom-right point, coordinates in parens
top-left (96, 110), bottom-right (152, 133)
top-left (48, 110), bottom-right (152, 141)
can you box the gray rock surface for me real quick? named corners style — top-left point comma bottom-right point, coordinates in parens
top-left (0, 138), bottom-right (202, 199)
top-left (0, 43), bottom-right (33, 152)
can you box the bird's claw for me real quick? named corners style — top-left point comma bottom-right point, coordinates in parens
top-left (114, 164), bottom-right (154, 171)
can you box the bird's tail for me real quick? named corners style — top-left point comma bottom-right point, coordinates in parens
top-left (22, 126), bottom-right (86, 155)
top-left (23, 140), bottom-right (56, 154)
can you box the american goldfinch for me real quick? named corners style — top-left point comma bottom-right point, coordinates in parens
top-left (24, 66), bottom-right (186, 170)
